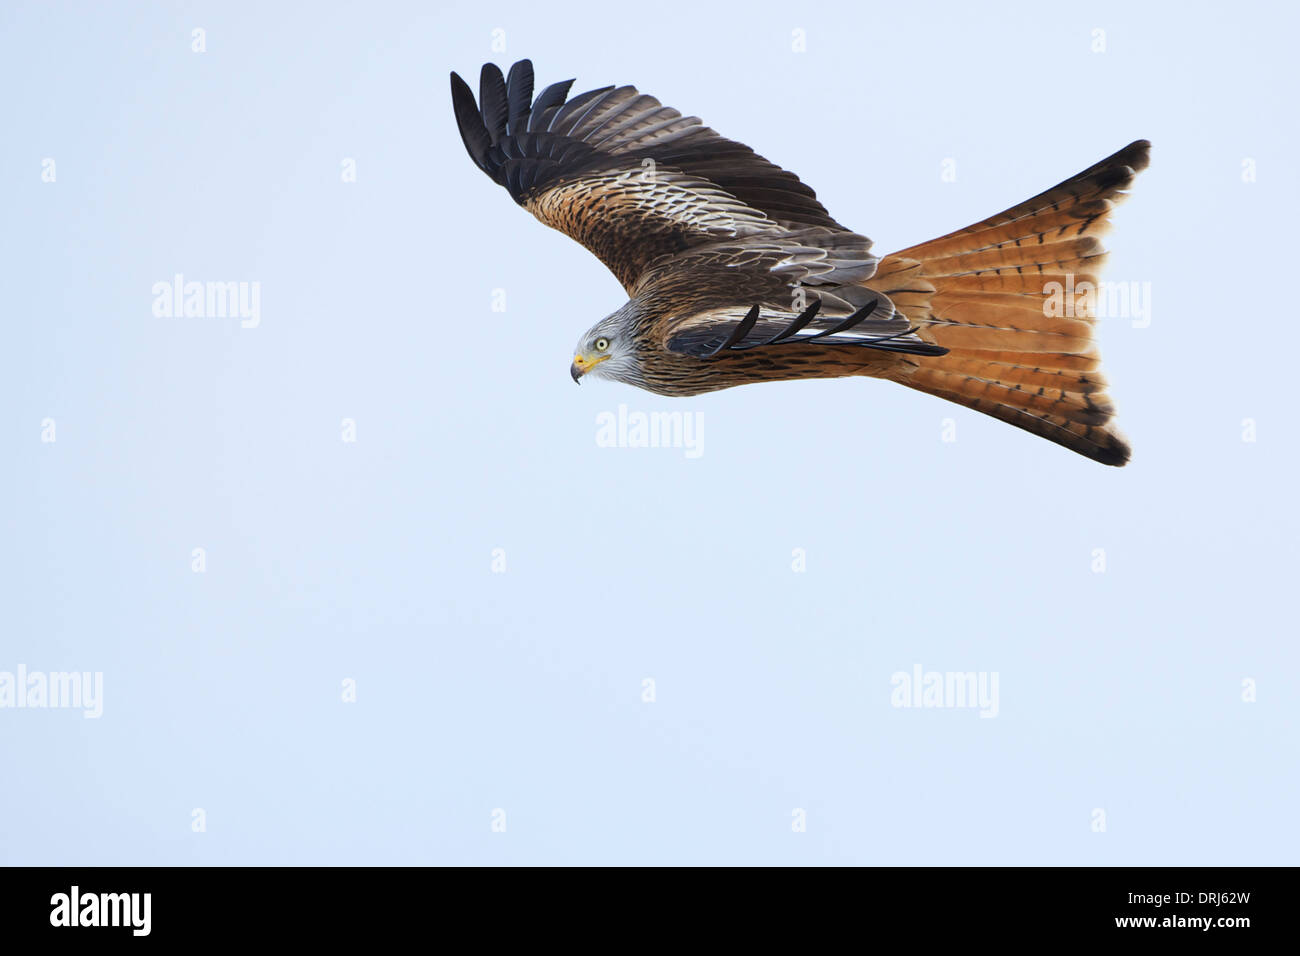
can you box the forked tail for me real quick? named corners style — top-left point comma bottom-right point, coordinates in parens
top-left (867, 140), bottom-right (1150, 465)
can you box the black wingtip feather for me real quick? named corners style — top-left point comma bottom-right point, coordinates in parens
top-left (528, 79), bottom-right (576, 132)
top-left (505, 60), bottom-right (534, 135)
top-left (763, 299), bottom-right (821, 345)
top-left (479, 63), bottom-right (508, 145)
top-left (801, 301), bottom-right (878, 341)
top-left (703, 305), bottom-right (761, 356)
top-left (450, 71), bottom-right (492, 174)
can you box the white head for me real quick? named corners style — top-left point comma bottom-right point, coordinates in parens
top-left (570, 305), bottom-right (645, 387)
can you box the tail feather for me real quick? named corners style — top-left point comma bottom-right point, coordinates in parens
top-left (907, 370), bottom-right (1133, 466)
top-left (896, 199), bottom-right (1118, 261)
top-left (868, 140), bottom-right (1150, 466)
top-left (895, 139), bottom-right (1150, 256)
top-left (934, 355), bottom-right (1108, 394)
top-left (917, 234), bottom-right (1103, 277)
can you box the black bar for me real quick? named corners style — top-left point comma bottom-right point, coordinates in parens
top-left (0, 866), bottom-right (1281, 942)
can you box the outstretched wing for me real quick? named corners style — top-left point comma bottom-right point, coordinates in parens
top-left (450, 60), bottom-right (869, 292)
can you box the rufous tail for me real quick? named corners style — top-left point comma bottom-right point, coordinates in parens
top-left (867, 140), bottom-right (1150, 466)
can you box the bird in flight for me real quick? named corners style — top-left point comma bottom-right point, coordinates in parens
top-left (451, 60), bottom-right (1149, 465)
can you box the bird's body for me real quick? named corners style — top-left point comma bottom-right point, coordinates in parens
top-left (588, 297), bottom-right (903, 398)
top-left (452, 60), bottom-right (1150, 465)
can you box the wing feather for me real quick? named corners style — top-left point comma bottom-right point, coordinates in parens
top-left (478, 64), bottom-right (509, 147)
top-left (451, 60), bottom-right (863, 291)
top-left (504, 60), bottom-right (534, 135)
top-left (636, 232), bottom-right (942, 357)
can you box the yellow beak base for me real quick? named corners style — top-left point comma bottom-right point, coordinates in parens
top-left (570, 352), bottom-right (609, 382)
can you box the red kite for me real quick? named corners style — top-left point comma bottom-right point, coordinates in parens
top-left (452, 60), bottom-right (1149, 465)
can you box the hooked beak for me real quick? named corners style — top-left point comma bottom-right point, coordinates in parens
top-left (570, 352), bottom-right (608, 384)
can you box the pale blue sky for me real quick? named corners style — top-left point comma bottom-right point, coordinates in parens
top-left (2, 0), bottom-right (1296, 865)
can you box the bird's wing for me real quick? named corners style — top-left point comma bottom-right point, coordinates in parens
top-left (643, 233), bottom-right (948, 359)
top-left (451, 60), bottom-right (865, 293)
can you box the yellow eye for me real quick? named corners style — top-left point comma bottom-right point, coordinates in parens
top-left (594, 337), bottom-right (610, 352)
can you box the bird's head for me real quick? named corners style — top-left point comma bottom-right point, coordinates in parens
top-left (571, 306), bottom-right (644, 386)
